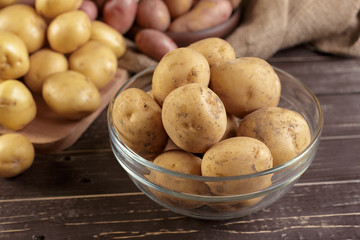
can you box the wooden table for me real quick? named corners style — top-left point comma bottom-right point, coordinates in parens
top-left (1, 45), bottom-right (360, 240)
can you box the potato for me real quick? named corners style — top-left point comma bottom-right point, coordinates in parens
top-left (146, 150), bottom-right (210, 209)
top-left (35, 0), bottom-right (82, 19)
top-left (135, 28), bottom-right (178, 61)
top-left (0, 133), bottom-right (34, 178)
top-left (237, 106), bottom-right (312, 167)
top-left (164, 0), bottom-right (193, 18)
top-left (42, 70), bottom-right (101, 120)
top-left (210, 57), bottom-right (281, 118)
top-left (136, 0), bottom-right (170, 31)
top-left (90, 20), bottom-right (126, 58)
top-left (220, 114), bottom-right (238, 141)
top-left (103, 0), bottom-right (137, 34)
top-left (69, 41), bottom-right (117, 90)
top-left (0, 4), bottom-right (46, 53)
top-left (112, 88), bottom-right (168, 160)
top-left (163, 138), bottom-right (181, 151)
top-left (202, 137), bottom-right (273, 210)
top-left (229, 0), bottom-right (242, 9)
top-left (152, 47), bottom-right (210, 106)
top-left (0, 80), bottom-right (36, 131)
top-left (24, 48), bottom-right (68, 93)
top-left (168, 0), bottom-right (233, 33)
top-left (0, 0), bottom-right (35, 8)
top-left (79, 0), bottom-right (98, 20)
top-left (47, 10), bottom-right (92, 54)
top-left (188, 37), bottom-right (236, 68)
top-left (0, 30), bottom-right (30, 80)
top-left (162, 83), bottom-right (227, 153)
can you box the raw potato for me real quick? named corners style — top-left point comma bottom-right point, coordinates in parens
top-left (220, 114), bottom-right (238, 141)
top-left (25, 48), bottom-right (68, 93)
top-left (202, 137), bottom-right (273, 210)
top-left (164, 0), bottom-right (193, 18)
top-left (135, 28), bottom-right (178, 61)
top-left (188, 37), bottom-right (236, 67)
top-left (0, 133), bottom-right (34, 178)
top-left (0, 4), bottom-right (46, 53)
top-left (79, 0), bottom-right (98, 20)
top-left (0, 80), bottom-right (37, 131)
top-left (47, 10), bottom-right (92, 54)
top-left (69, 40), bottom-right (118, 89)
top-left (229, 0), bottom-right (242, 8)
top-left (237, 106), bottom-right (312, 167)
top-left (210, 57), bottom-right (281, 118)
top-left (136, 0), bottom-right (170, 31)
top-left (162, 83), bottom-right (227, 153)
top-left (112, 88), bottom-right (168, 160)
top-left (168, 0), bottom-right (233, 33)
top-left (42, 70), bottom-right (101, 120)
top-left (146, 150), bottom-right (210, 209)
top-left (35, 0), bottom-right (82, 19)
top-left (103, 0), bottom-right (138, 34)
top-left (152, 47), bottom-right (210, 106)
top-left (90, 20), bottom-right (126, 58)
top-left (0, 31), bottom-right (30, 80)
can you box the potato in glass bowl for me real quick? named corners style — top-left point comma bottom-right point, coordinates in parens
top-left (107, 57), bottom-right (323, 219)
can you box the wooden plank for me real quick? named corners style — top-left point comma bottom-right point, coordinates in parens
top-left (0, 181), bottom-right (359, 240)
top-left (270, 59), bottom-right (360, 96)
top-left (0, 135), bottom-right (358, 202)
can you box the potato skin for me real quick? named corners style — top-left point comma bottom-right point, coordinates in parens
top-left (188, 37), bottom-right (236, 68)
top-left (25, 48), bottom-right (68, 93)
top-left (0, 31), bottom-right (29, 80)
top-left (69, 40), bottom-right (118, 89)
top-left (136, 0), bottom-right (170, 31)
top-left (146, 150), bottom-right (209, 209)
top-left (152, 47), bottom-right (210, 106)
top-left (168, 0), bottom-right (233, 33)
top-left (0, 4), bottom-right (46, 53)
top-left (162, 83), bottom-right (227, 153)
top-left (210, 57), bottom-right (281, 118)
top-left (0, 133), bottom-right (34, 178)
top-left (202, 136), bottom-right (273, 210)
top-left (36, 0), bottom-right (82, 19)
top-left (0, 80), bottom-right (36, 131)
top-left (237, 106), bottom-right (312, 167)
top-left (90, 20), bottom-right (126, 58)
top-left (79, 0), bottom-right (98, 20)
top-left (220, 114), bottom-right (238, 141)
top-left (42, 70), bottom-right (101, 120)
top-left (112, 88), bottom-right (168, 160)
top-left (135, 28), bottom-right (178, 61)
top-left (47, 10), bottom-right (92, 54)
top-left (103, 0), bottom-right (137, 34)
top-left (202, 137), bottom-right (273, 180)
top-left (164, 0), bottom-right (193, 18)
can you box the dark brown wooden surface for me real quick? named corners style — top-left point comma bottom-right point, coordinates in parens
top-left (1, 45), bottom-right (360, 240)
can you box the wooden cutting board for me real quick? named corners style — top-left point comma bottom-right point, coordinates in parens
top-left (0, 68), bottom-right (128, 153)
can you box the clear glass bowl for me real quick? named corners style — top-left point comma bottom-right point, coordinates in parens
top-left (107, 66), bottom-right (324, 220)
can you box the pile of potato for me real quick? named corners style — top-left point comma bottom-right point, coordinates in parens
top-left (97, 0), bottom-right (241, 60)
top-left (112, 37), bottom-right (312, 210)
top-left (0, 0), bottom-right (126, 178)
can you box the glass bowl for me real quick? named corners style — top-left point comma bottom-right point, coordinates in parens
top-left (107, 66), bottom-right (324, 220)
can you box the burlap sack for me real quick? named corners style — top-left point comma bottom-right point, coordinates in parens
top-left (119, 0), bottom-right (360, 73)
top-left (227, 0), bottom-right (360, 59)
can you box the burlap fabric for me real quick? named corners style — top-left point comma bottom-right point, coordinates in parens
top-left (119, 0), bottom-right (360, 73)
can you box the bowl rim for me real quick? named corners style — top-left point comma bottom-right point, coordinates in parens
top-left (107, 65), bottom-right (324, 182)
